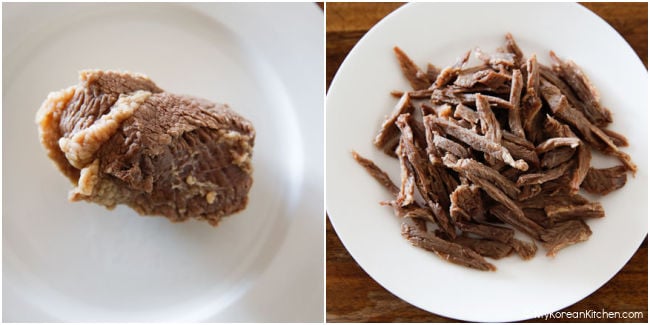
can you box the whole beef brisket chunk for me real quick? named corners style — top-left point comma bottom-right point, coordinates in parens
top-left (37, 70), bottom-right (255, 226)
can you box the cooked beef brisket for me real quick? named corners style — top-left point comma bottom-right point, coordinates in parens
top-left (353, 33), bottom-right (636, 271)
top-left (37, 70), bottom-right (255, 226)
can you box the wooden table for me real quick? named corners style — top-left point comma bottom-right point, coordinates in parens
top-left (326, 3), bottom-right (648, 322)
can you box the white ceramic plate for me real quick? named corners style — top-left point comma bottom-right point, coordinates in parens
top-left (3, 3), bottom-right (323, 322)
top-left (326, 3), bottom-right (647, 322)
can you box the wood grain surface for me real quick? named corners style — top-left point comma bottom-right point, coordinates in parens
top-left (325, 2), bottom-right (648, 322)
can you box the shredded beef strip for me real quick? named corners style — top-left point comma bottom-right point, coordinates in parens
top-left (536, 137), bottom-right (580, 153)
top-left (541, 147), bottom-right (575, 169)
top-left (396, 141), bottom-right (416, 206)
top-left (489, 203), bottom-right (544, 240)
top-left (433, 133), bottom-right (471, 159)
top-left (539, 63), bottom-right (591, 117)
top-left (396, 115), bottom-right (456, 237)
top-left (509, 238), bottom-right (538, 260)
top-left (519, 191), bottom-right (589, 210)
top-left (545, 202), bottom-right (605, 223)
top-left (476, 94), bottom-right (502, 143)
top-left (445, 158), bottom-right (520, 199)
top-left (503, 130), bottom-right (535, 149)
top-left (477, 70), bottom-right (511, 89)
top-left (541, 220), bottom-right (592, 257)
top-left (454, 65), bottom-right (493, 88)
top-left (351, 150), bottom-right (399, 196)
top-left (431, 88), bottom-right (514, 110)
top-left (450, 84), bottom-right (511, 95)
top-left (540, 80), bottom-right (635, 173)
top-left (434, 50), bottom-right (472, 88)
top-left (518, 184), bottom-right (542, 201)
top-left (475, 47), bottom-right (516, 69)
top-left (453, 235), bottom-right (514, 259)
top-left (401, 217), bottom-right (496, 271)
top-left (502, 138), bottom-right (540, 168)
top-left (456, 221), bottom-right (514, 244)
top-left (411, 119), bottom-right (429, 149)
top-left (508, 69), bottom-right (526, 138)
top-left (543, 116), bottom-right (592, 192)
top-left (380, 200), bottom-right (437, 223)
top-left (394, 46), bottom-right (431, 90)
top-left (521, 55), bottom-right (544, 143)
top-left (450, 185), bottom-right (486, 222)
top-left (522, 208), bottom-right (551, 228)
top-left (390, 89), bottom-right (434, 99)
top-left (581, 166), bottom-right (627, 195)
top-left (428, 116), bottom-right (528, 171)
top-left (602, 128), bottom-right (629, 147)
top-left (426, 63), bottom-right (441, 83)
top-left (505, 33), bottom-right (525, 68)
top-left (374, 92), bottom-right (413, 156)
top-left (453, 103), bottom-right (480, 125)
top-left (549, 51), bottom-right (612, 126)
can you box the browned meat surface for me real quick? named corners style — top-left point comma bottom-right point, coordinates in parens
top-left (581, 166), bottom-right (628, 195)
top-left (37, 70), bottom-right (254, 226)
top-left (541, 220), bottom-right (592, 257)
top-left (550, 51), bottom-right (612, 126)
top-left (394, 46), bottom-right (431, 90)
top-left (402, 218), bottom-right (496, 271)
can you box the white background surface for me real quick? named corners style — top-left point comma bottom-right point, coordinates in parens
top-left (326, 3), bottom-right (647, 322)
top-left (3, 3), bottom-right (323, 322)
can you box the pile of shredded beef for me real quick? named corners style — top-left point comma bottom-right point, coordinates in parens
top-left (353, 33), bottom-right (635, 271)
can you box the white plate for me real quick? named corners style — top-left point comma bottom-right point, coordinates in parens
top-left (326, 3), bottom-right (647, 322)
top-left (3, 3), bottom-right (323, 322)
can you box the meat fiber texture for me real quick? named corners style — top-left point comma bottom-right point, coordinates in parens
top-left (36, 70), bottom-right (255, 226)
